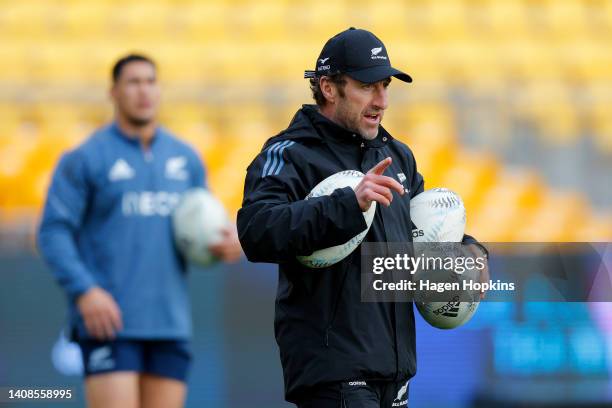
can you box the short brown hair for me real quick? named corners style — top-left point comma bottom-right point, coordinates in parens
top-left (112, 54), bottom-right (156, 83)
top-left (309, 74), bottom-right (347, 106)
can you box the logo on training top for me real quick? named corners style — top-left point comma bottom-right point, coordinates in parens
top-left (88, 346), bottom-right (115, 372)
top-left (319, 57), bottom-right (330, 64)
top-left (371, 47), bottom-right (387, 60)
top-left (391, 380), bottom-right (409, 407)
top-left (165, 156), bottom-right (188, 181)
top-left (122, 191), bottom-right (181, 217)
top-left (108, 159), bottom-right (135, 182)
top-left (397, 172), bottom-right (410, 194)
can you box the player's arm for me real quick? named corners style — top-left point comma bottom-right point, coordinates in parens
top-left (38, 150), bottom-right (96, 299)
top-left (37, 150), bottom-right (122, 339)
top-left (238, 144), bottom-right (370, 264)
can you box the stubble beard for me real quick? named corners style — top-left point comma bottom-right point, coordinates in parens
top-left (336, 100), bottom-right (379, 140)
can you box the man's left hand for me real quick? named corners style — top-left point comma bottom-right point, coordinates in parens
top-left (466, 243), bottom-right (489, 300)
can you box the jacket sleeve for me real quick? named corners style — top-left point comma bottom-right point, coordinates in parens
top-left (237, 142), bottom-right (368, 264)
top-left (37, 149), bottom-right (97, 301)
top-left (462, 235), bottom-right (488, 257)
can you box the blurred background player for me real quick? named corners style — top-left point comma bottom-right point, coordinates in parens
top-left (37, 54), bottom-right (242, 408)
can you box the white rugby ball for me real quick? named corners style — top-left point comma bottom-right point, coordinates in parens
top-left (411, 188), bottom-right (479, 329)
top-left (297, 170), bottom-right (376, 268)
top-left (416, 298), bottom-right (479, 329)
top-left (410, 188), bottom-right (466, 243)
top-left (172, 188), bottom-right (229, 266)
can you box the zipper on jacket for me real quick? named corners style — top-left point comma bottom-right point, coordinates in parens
top-left (323, 259), bottom-right (353, 347)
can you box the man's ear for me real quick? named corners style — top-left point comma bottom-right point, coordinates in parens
top-left (320, 77), bottom-right (336, 105)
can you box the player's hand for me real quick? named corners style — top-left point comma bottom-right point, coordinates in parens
top-left (354, 157), bottom-right (405, 211)
top-left (208, 224), bottom-right (242, 263)
top-left (76, 287), bottom-right (123, 340)
top-left (467, 244), bottom-right (489, 299)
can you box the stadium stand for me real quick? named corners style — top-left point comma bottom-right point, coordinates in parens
top-left (0, 0), bottom-right (610, 242)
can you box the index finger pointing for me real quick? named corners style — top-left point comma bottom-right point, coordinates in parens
top-left (368, 157), bottom-right (392, 176)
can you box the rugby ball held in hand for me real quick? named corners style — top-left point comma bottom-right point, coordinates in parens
top-left (297, 170), bottom-right (376, 268)
top-left (410, 188), bottom-right (480, 329)
top-left (410, 188), bottom-right (466, 243)
top-left (173, 188), bottom-right (229, 267)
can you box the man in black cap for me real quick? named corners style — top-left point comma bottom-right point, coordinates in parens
top-left (238, 28), bottom-right (486, 407)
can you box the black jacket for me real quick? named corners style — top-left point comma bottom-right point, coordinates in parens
top-left (238, 105), bottom-right (479, 403)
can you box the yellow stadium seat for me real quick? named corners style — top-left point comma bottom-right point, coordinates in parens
top-left (481, 0), bottom-right (529, 40)
top-left (206, 137), bottom-right (255, 212)
top-left (106, 3), bottom-right (170, 40)
top-left (153, 46), bottom-right (203, 83)
top-left (22, 169), bottom-right (52, 208)
top-left (0, 45), bottom-right (30, 83)
top-left (418, 0), bottom-right (469, 40)
top-left (575, 214), bottom-right (612, 242)
top-left (408, 139), bottom-right (457, 189)
top-left (560, 41), bottom-right (612, 82)
top-left (395, 102), bottom-right (458, 145)
top-left (25, 135), bottom-right (77, 179)
top-left (0, 0), bottom-right (609, 233)
top-left (468, 170), bottom-right (544, 241)
top-left (501, 42), bottom-right (562, 82)
top-left (0, 105), bottom-right (22, 138)
top-left (513, 82), bottom-right (580, 145)
top-left (55, 4), bottom-right (111, 39)
top-left (173, 3), bottom-right (230, 42)
top-left (29, 45), bottom-right (90, 83)
top-left (365, 0), bottom-right (409, 41)
top-left (161, 103), bottom-right (219, 158)
top-left (538, 0), bottom-right (590, 40)
top-left (0, 128), bottom-right (37, 180)
top-left (0, 124), bottom-right (39, 208)
top-left (285, 1), bottom-right (350, 42)
top-left (603, 0), bottom-right (612, 31)
top-left (388, 101), bottom-right (459, 187)
top-left (515, 192), bottom-right (589, 241)
top-left (438, 41), bottom-right (504, 87)
top-left (438, 150), bottom-right (499, 215)
top-left (0, 3), bottom-right (51, 39)
top-left (233, 2), bottom-right (289, 43)
top-left (468, 198), bottom-right (523, 242)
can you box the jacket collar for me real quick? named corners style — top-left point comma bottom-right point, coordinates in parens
top-left (110, 121), bottom-right (162, 146)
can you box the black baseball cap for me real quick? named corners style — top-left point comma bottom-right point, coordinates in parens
top-left (304, 27), bottom-right (412, 84)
